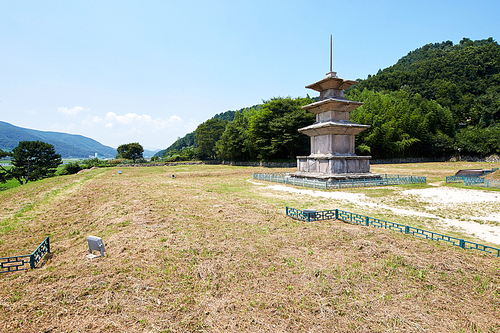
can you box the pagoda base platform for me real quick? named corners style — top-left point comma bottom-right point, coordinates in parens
top-left (291, 155), bottom-right (381, 181)
top-left (288, 171), bottom-right (381, 181)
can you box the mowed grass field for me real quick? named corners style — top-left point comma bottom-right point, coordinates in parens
top-left (1, 163), bottom-right (500, 332)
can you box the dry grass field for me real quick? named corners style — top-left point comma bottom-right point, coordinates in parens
top-left (1, 163), bottom-right (500, 332)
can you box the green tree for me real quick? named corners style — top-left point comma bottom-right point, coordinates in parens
top-left (116, 143), bottom-right (144, 163)
top-left (348, 89), bottom-right (455, 158)
top-left (195, 118), bottom-right (228, 159)
top-left (10, 141), bottom-right (62, 185)
top-left (216, 112), bottom-right (256, 161)
top-left (59, 162), bottom-right (82, 175)
top-left (455, 125), bottom-right (500, 156)
top-left (248, 97), bottom-right (314, 160)
top-left (156, 132), bottom-right (197, 158)
top-left (0, 149), bottom-right (12, 183)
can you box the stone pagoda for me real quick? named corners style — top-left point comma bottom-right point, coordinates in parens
top-left (291, 70), bottom-right (379, 181)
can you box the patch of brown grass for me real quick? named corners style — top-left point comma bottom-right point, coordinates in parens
top-left (485, 170), bottom-right (500, 180)
top-left (1, 164), bottom-right (499, 332)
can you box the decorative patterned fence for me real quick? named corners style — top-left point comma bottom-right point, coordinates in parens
top-left (253, 173), bottom-right (426, 189)
top-left (446, 176), bottom-right (472, 183)
top-left (464, 177), bottom-right (486, 186)
top-left (446, 176), bottom-right (500, 189)
top-left (484, 179), bottom-right (500, 188)
top-left (0, 237), bottom-right (50, 273)
top-left (286, 207), bottom-right (500, 257)
top-left (253, 173), bottom-right (328, 189)
top-left (327, 175), bottom-right (426, 189)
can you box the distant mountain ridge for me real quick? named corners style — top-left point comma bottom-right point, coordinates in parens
top-left (0, 121), bottom-right (117, 158)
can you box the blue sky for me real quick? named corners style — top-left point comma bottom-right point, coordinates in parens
top-left (1, 0), bottom-right (499, 150)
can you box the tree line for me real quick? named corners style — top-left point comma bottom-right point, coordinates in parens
top-left (158, 97), bottom-right (315, 162)
top-left (158, 37), bottom-right (500, 161)
top-left (0, 141), bottom-right (146, 186)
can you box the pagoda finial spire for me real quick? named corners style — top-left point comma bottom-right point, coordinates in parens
top-left (327, 35), bottom-right (337, 78)
top-left (330, 34), bottom-right (332, 73)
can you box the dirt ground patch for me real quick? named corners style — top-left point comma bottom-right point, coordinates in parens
top-left (262, 183), bottom-right (500, 244)
top-left (485, 170), bottom-right (500, 180)
top-left (1, 164), bottom-right (500, 332)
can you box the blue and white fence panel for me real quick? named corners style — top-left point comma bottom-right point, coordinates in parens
top-left (446, 176), bottom-right (500, 189)
top-left (485, 179), bottom-right (500, 188)
top-left (286, 207), bottom-right (500, 258)
top-left (254, 173), bottom-right (426, 190)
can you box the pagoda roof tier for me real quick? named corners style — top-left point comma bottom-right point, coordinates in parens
top-left (302, 97), bottom-right (363, 114)
top-left (305, 72), bottom-right (359, 92)
top-left (298, 120), bottom-right (370, 137)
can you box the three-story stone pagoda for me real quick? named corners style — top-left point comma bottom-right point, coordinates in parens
top-left (291, 71), bottom-right (380, 181)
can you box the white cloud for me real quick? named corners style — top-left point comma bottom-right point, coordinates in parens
top-left (104, 112), bottom-right (150, 125)
top-left (79, 111), bottom-right (199, 149)
top-left (26, 109), bottom-right (38, 115)
top-left (86, 112), bottom-right (185, 132)
top-left (58, 106), bottom-right (88, 115)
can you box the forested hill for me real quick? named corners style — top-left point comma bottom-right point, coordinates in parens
top-left (156, 105), bottom-right (262, 158)
top-left (0, 121), bottom-right (117, 158)
top-left (159, 37), bottom-right (500, 161)
top-left (351, 37), bottom-right (500, 127)
top-left (346, 37), bottom-right (500, 158)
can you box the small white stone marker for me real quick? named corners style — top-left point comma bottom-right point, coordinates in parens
top-left (87, 236), bottom-right (106, 259)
